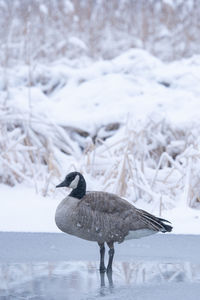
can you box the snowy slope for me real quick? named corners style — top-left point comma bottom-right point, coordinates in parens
top-left (3, 49), bottom-right (200, 129)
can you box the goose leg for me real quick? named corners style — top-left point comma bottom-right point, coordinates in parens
top-left (107, 242), bottom-right (114, 271)
top-left (98, 242), bottom-right (106, 272)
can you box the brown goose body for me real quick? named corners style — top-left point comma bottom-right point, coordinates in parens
top-left (55, 172), bottom-right (172, 272)
top-left (55, 191), bottom-right (170, 244)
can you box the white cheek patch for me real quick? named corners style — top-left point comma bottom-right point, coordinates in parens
top-left (69, 175), bottom-right (80, 189)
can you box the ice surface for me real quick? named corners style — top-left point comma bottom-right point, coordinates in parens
top-left (1, 261), bottom-right (200, 300)
top-left (0, 232), bottom-right (200, 300)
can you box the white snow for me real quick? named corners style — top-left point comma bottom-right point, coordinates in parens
top-left (1, 183), bottom-right (200, 234)
top-left (0, 185), bottom-right (59, 232)
top-left (1, 48), bottom-right (200, 234)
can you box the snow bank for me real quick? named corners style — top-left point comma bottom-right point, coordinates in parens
top-left (1, 183), bottom-right (200, 234)
top-left (1, 49), bottom-right (200, 233)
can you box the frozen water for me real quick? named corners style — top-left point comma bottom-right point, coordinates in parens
top-left (0, 232), bottom-right (200, 299)
top-left (1, 261), bottom-right (200, 300)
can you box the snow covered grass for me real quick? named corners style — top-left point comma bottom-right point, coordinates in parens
top-left (1, 48), bottom-right (200, 233)
top-left (0, 108), bottom-right (81, 195)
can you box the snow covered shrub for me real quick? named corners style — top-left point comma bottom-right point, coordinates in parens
top-left (1, 103), bottom-right (200, 211)
top-left (78, 117), bottom-right (200, 211)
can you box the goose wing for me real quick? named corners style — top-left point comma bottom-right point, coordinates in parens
top-left (75, 191), bottom-right (136, 242)
top-left (76, 191), bottom-right (172, 243)
top-left (80, 191), bottom-right (133, 213)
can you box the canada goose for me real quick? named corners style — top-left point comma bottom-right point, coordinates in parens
top-left (55, 172), bottom-right (172, 272)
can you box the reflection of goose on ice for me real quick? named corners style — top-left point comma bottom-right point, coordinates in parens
top-left (100, 269), bottom-right (113, 287)
top-left (100, 269), bottom-right (114, 296)
top-left (55, 172), bottom-right (173, 272)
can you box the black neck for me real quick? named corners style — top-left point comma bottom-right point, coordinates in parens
top-left (69, 176), bottom-right (86, 199)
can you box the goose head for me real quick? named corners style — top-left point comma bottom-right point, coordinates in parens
top-left (56, 172), bottom-right (86, 199)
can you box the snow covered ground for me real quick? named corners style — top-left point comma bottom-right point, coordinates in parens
top-left (1, 183), bottom-right (200, 234)
top-left (1, 49), bottom-right (200, 234)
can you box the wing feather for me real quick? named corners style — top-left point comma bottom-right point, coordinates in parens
top-left (76, 191), bottom-right (172, 243)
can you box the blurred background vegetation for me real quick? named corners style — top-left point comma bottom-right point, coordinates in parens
top-left (0, 0), bottom-right (199, 66)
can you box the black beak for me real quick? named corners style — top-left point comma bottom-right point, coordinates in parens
top-left (56, 180), bottom-right (66, 188)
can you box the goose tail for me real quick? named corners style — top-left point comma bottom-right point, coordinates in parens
top-left (137, 209), bottom-right (173, 233)
top-left (158, 217), bottom-right (173, 232)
